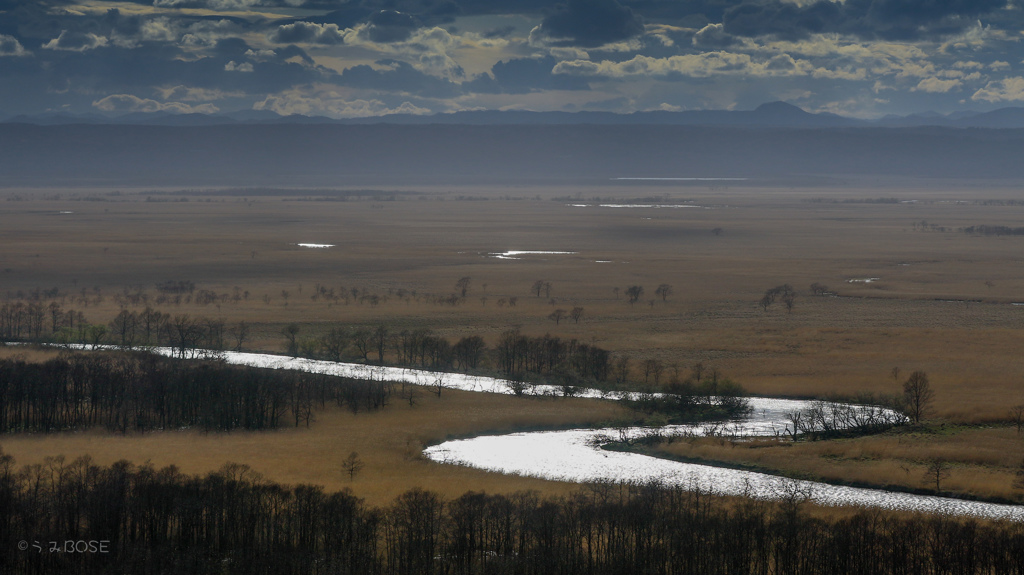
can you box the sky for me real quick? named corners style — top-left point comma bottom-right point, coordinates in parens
top-left (2, 0), bottom-right (1024, 119)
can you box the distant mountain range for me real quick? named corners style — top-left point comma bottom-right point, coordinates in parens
top-left (5, 121), bottom-right (1024, 186)
top-left (7, 101), bottom-right (1024, 129)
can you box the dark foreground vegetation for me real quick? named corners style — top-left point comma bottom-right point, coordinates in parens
top-left (1, 454), bottom-right (1022, 575)
top-left (0, 352), bottom-right (393, 433)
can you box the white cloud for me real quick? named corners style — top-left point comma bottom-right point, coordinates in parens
top-left (972, 77), bottom-right (1024, 102)
top-left (913, 77), bottom-right (962, 93)
top-left (552, 52), bottom-right (814, 79)
top-left (254, 88), bottom-right (431, 118)
top-left (180, 20), bottom-right (244, 48)
top-left (0, 34), bottom-right (29, 57)
top-left (42, 31), bottom-right (108, 52)
top-left (155, 85), bottom-right (243, 102)
top-left (154, 0), bottom-right (303, 9)
top-left (953, 61), bottom-right (985, 70)
top-left (92, 94), bottom-right (219, 114)
top-left (270, 22), bottom-right (347, 45)
top-left (224, 60), bottom-right (254, 72)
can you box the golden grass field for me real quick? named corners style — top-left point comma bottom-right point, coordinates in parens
top-left (2, 181), bottom-right (1024, 504)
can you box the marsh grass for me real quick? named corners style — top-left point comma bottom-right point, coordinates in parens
top-left (0, 387), bottom-right (628, 506)
top-left (652, 424), bottom-right (1024, 502)
top-left (4, 183), bottom-right (1024, 497)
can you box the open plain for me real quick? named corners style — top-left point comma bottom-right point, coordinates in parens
top-left (3, 179), bottom-right (1024, 504)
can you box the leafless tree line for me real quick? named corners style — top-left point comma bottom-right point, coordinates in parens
top-left (0, 352), bottom-right (393, 434)
top-left (3, 457), bottom-right (1023, 575)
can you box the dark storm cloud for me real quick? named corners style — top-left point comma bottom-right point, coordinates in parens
top-left (723, 0), bottom-right (1009, 41)
top-left (537, 0), bottom-right (644, 47)
top-left (274, 44), bottom-right (315, 65)
top-left (338, 59), bottom-right (460, 97)
top-left (466, 56), bottom-right (590, 93)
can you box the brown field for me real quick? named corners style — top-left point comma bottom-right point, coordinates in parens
top-left (649, 424), bottom-right (1024, 503)
top-left (3, 180), bottom-right (1024, 504)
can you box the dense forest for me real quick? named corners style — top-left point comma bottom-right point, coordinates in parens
top-left (0, 352), bottom-right (393, 433)
top-left (2, 454), bottom-right (1022, 575)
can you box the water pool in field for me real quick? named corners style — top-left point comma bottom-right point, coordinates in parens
top-left (488, 250), bottom-right (577, 260)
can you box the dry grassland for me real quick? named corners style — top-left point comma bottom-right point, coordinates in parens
top-left (3, 181), bottom-right (1024, 498)
top-left (0, 387), bottom-right (627, 506)
top-left (651, 424), bottom-right (1024, 502)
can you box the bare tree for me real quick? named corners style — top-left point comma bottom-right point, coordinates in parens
top-left (810, 282), bottom-right (830, 296)
top-left (532, 280), bottom-right (546, 297)
top-left (1011, 404), bottom-right (1024, 435)
top-left (110, 309), bottom-right (138, 348)
top-left (1014, 458), bottom-right (1024, 491)
top-left (283, 323), bottom-right (300, 357)
top-left (923, 458), bottom-right (950, 493)
top-left (785, 410), bottom-right (806, 441)
top-left (432, 374), bottom-right (447, 398)
top-left (760, 284), bottom-right (795, 312)
top-left (614, 355), bottom-right (630, 384)
top-left (230, 320), bottom-right (249, 351)
top-left (169, 314), bottom-right (204, 358)
top-left (372, 325), bottom-right (389, 364)
top-left (319, 326), bottom-right (349, 361)
top-left (625, 285), bottom-right (644, 305)
top-left (642, 359), bottom-right (664, 385)
top-left (782, 290), bottom-right (796, 313)
top-left (570, 306), bottom-right (584, 324)
top-left (455, 277), bottom-right (471, 298)
top-left (902, 371), bottom-right (934, 424)
top-left (612, 287), bottom-right (620, 300)
top-left (342, 452), bottom-right (364, 481)
top-left (891, 366), bottom-right (901, 384)
top-left (351, 328), bottom-right (372, 362)
top-left (655, 284), bottom-right (673, 302)
top-left (548, 309), bottom-right (567, 325)
top-left (87, 324), bottom-right (107, 349)
top-left (691, 362), bottom-right (705, 382)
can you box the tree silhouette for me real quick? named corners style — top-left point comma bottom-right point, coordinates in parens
top-left (570, 306), bottom-right (584, 324)
top-left (625, 286), bottom-right (644, 305)
top-left (548, 309), bottom-right (567, 325)
top-left (342, 451), bottom-right (364, 481)
top-left (655, 284), bottom-right (673, 302)
top-left (902, 371), bottom-right (934, 424)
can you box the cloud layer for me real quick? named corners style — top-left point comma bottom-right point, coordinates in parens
top-left (0, 0), bottom-right (1022, 118)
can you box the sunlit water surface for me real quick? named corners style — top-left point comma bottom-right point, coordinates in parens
top-left (35, 346), bottom-right (1024, 519)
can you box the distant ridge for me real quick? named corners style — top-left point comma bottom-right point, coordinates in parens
top-left (4, 123), bottom-right (1024, 186)
top-left (4, 102), bottom-right (1024, 128)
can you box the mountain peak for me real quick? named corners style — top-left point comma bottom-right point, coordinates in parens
top-left (754, 101), bottom-right (809, 115)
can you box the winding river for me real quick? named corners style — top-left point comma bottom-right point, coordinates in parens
top-left (37, 346), bottom-right (1024, 520)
